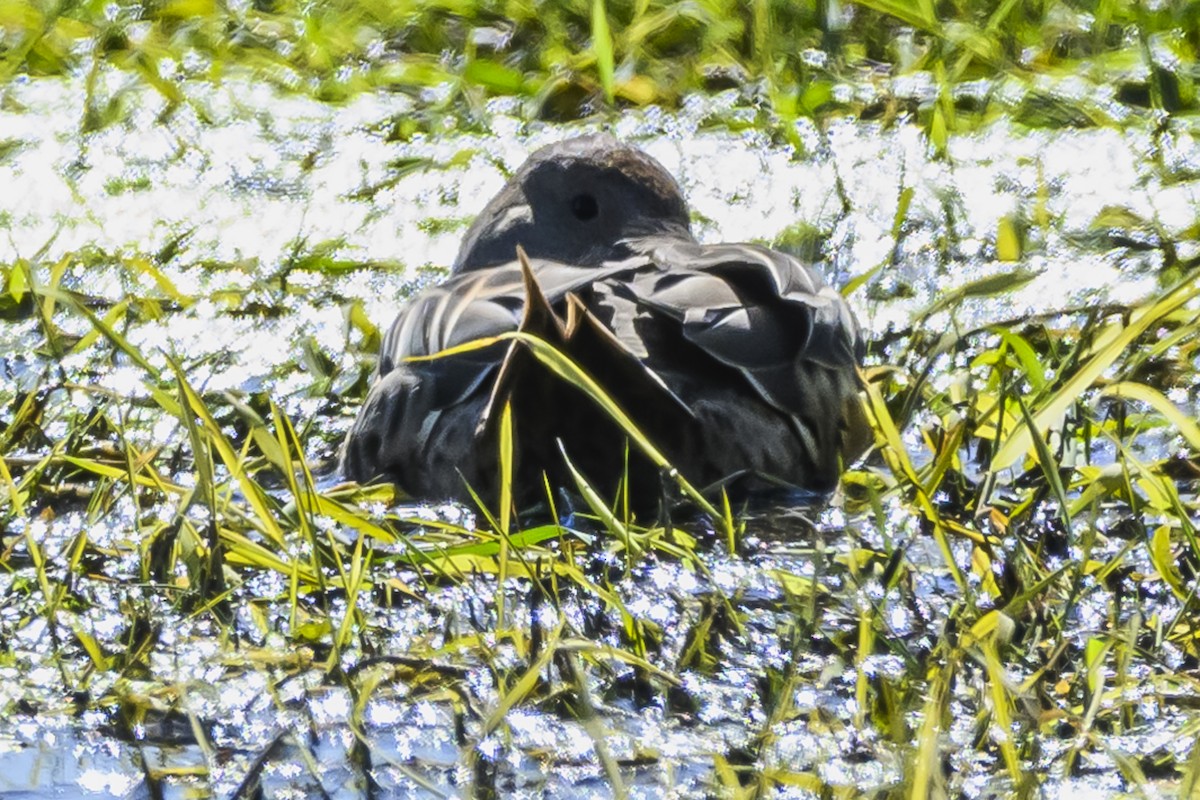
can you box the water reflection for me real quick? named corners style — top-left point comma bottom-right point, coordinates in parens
top-left (1, 72), bottom-right (1198, 797)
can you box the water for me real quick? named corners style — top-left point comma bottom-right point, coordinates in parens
top-left (2, 70), bottom-right (1199, 797)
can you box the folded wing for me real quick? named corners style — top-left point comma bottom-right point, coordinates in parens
top-left (345, 238), bottom-right (867, 503)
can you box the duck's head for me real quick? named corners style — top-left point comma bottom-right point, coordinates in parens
top-left (453, 134), bottom-right (694, 272)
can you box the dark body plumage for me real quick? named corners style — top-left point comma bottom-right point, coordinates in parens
top-left (343, 135), bottom-right (868, 507)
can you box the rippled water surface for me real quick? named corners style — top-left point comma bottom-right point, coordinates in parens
top-left (2, 71), bottom-right (1200, 798)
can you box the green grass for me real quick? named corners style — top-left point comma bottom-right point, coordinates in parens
top-left (3, 0), bottom-right (1198, 134)
top-left (2, 223), bottom-right (1199, 795)
top-left (3, 0), bottom-right (1200, 796)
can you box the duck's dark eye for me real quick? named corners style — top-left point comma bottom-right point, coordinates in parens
top-left (570, 193), bottom-right (599, 221)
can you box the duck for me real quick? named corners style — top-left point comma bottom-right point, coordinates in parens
top-left (342, 134), bottom-right (869, 510)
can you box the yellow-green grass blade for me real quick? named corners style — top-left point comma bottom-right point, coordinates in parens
top-left (168, 358), bottom-right (287, 548)
top-left (591, 0), bottom-right (614, 103)
top-left (993, 276), bottom-right (1200, 470)
top-left (1100, 381), bottom-right (1200, 453)
top-left (863, 372), bottom-right (970, 585)
top-left (406, 329), bottom-right (731, 536)
top-left (1013, 390), bottom-right (1072, 534)
top-left (513, 331), bottom-right (727, 528)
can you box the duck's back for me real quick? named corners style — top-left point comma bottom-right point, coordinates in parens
top-left (342, 240), bottom-right (868, 507)
top-left (587, 237), bottom-right (867, 496)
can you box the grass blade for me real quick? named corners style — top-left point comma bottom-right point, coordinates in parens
top-left (591, 0), bottom-right (615, 103)
top-left (993, 276), bottom-right (1200, 470)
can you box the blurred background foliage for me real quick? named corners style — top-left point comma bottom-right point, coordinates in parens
top-left (4, 0), bottom-right (1198, 131)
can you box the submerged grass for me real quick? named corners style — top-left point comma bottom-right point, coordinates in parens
top-left (2, 216), bottom-right (1200, 795)
top-left (2, 0), bottom-right (1200, 797)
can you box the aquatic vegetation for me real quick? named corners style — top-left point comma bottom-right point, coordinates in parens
top-left (2, 1), bottom-right (1200, 797)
